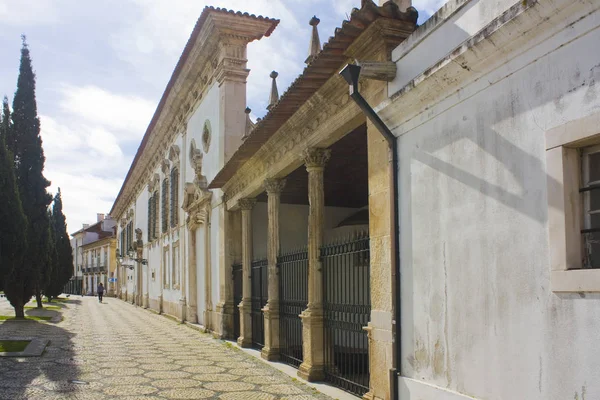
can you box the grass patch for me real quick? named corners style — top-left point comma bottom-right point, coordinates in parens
top-left (0, 316), bottom-right (52, 321)
top-left (0, 340), bottom-right (30, 352)
top-left (24, 305), bottom-right (61, 311)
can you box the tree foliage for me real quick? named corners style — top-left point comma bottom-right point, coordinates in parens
top-left (7, 36), bottom-right (52, 314)
top-left (0, 130), bottom-right (28, 317)
top-left (45, 189), bottom-right (73, 300)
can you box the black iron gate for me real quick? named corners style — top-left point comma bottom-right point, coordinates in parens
top-left (321, 233), bottom-right (371, 396)
top-left (278, 248), bottom-right (308, 368)
top-left (232, 262), bottom-right (242, 340)
top-left (251, 258), bottom-right (268, 349)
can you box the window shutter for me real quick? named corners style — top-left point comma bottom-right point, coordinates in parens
top-left (170, 168), bottom-right (178, 228)
top-left (162, 179), bottom-right (169, 233)
top-left (148, 196), bottom-right (152, 242)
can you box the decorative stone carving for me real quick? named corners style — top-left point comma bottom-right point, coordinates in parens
top-left (264, 178), bottom-right (286, 195)
top-left (267, 71), bottom-right (279, 111)
top-left (161, 159), bottom-right (171, 175)
top-left (238, 198), bottom-right (257, 211)
top-left (168, 144), bottom-right (181, 163)
top-left (202, 121), bottom-right (211, 153)
top-left (302, 148), bottom-right (331, 169)
top-left (147, 173), bottom-right (160, 193)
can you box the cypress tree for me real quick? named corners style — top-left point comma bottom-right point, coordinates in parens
top-left (45, 189), bottom-right (73, 301)
top-left (43, 209), bottom-right (59, 301)
top-left (0, 135), bottom-right (28, 317)
top-left (11, 36), bottom-right (52, 311)
top-left (0, 96), bottom-right (11, 145)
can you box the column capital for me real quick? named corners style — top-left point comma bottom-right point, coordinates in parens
top-left (264, 178), bottom-right (286, 195)
top-left (238, 198), bottom-right (256, 211)
top-left (302, 148), bottom-right (331, 169)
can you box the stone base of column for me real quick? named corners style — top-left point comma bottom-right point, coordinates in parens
top-left (298, 307), bottom-right (325, 382)
top-left (215, 300), bottom-right (235, 340)
top-left (261, 305), bottom-right (280, 361)
top-left (186, 305), bottom-right (198, 323)
top-left (237, 300), bottom-right (252, 347)
top-left (144, 293), bottom-right (149, 309)
top-left (159, 294), bottom-right (163, 314)
top-left (179, 298), bottom-right (187, 322)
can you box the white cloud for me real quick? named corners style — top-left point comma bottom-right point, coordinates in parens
top-left (0, 0), bottom-right (61, 25)
top-left (413, 0), bottom-right (449, 18)
top-left (57, 85), bottom-right (156, 140)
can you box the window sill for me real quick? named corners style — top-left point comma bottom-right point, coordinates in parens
top-left (551, 269), bottom-right (600, 292)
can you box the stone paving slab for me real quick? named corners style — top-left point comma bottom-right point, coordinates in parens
top-left (0, 297), bottom-right (335, 400)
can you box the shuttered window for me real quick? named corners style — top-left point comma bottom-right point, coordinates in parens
top-left (170, 168), bottom-right (179, 228)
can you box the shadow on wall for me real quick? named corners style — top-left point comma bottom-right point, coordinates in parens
top-left (398, 14), bottom-right (600, 396)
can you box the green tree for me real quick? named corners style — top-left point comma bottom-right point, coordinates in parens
top-left (0, 135), bottom-right (28, 317)
top-left (43, 209), bottom-right (59, 301)
top-left (45, 189), bottom-right (73, 301)
top-left (0, 96), bottom-right (11, 145)
top-left (11, 36), bottom-right (52, 311)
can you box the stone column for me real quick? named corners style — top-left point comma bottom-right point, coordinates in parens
top-left (237, 198), bottom-right (256, 347)
top-left (298, 147), bottom-right (330, 381)
top-left (261, 178), bottom-right (286, 361)
top-left (187, 220), bottom-right (199, 324)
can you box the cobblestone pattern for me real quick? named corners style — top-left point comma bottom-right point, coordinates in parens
top-left (0, 297), bottom-right (333, 400)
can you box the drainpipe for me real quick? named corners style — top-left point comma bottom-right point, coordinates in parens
top-left (340, 63), bottom-right (401, 400)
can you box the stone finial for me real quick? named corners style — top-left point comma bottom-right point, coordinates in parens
top-left (267, 71), bottom-right (279, 111)
top-left (243, 107), bottom-right (254, 140)
top-left (305, 16), bottom-right (321, 65)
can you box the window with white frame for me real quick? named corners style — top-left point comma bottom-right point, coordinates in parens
top-left (580, 145), bottom-right (600, 269)
top-left (545, 111), bottom-right (600, 292)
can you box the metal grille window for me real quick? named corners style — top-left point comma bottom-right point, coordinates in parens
top-left (162, 178), bottom-right (169, 233)
top-left (126, 221), bottom-right (133, 252)
top-left (170, 168), bottom-right (179, 228)
top-left (581, 145), bottom-right (600, 269)
top-left (120, 229), bottom-right (125, 254)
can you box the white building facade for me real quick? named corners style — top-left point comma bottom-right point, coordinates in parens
top-left (374, 0), bottom-right (600, 399)
top-left (110, 7), bottom-right (279, 335)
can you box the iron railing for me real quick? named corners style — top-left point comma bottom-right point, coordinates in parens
top-left (321, 233), bottom-right (371, 397)
top-left (278, 248), bottom-right (308, 368)
top-left (232, 262), bottom-right (242, 340)
top-left (251, 258), bottom-right (268, 350)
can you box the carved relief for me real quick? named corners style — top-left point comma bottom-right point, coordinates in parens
top-left (161, 159), bottom-right (171, 175)
top-left (238, 198), bottom-right (257, 210)
top-left (202, 121), bottom-right (212, 153)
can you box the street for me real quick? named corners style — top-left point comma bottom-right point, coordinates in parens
top-left (0, 296), bottom-right (334, 400)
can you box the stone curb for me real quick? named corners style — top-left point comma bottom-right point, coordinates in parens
top-left (0, 337), bottom-right (49, 357)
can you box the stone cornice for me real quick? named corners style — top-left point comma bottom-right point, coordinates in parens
top-left (110, 8), bottom-right (279, 221)
top-left (222, 73), bottom-right (364, 210)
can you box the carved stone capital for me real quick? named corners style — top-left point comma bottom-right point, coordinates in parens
top-left (238, 198), bottom-right (256, 211)
top-left (263, 178), bottom-right (286, 195)
top-left (302, 148), bottom-right (331, 169)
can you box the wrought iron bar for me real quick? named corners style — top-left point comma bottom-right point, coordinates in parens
top-left (251, 258), bottom-right (268, 349)
top-left (278, 248), bottom-right (308, 368)
top-left (321, 233), bottom-right (370, 397)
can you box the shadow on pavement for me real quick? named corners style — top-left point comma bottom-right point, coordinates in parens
top-left (0, 312), bottom-right (82, 399)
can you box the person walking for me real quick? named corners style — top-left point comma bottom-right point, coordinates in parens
top-left (97, 282), bottom-right (104, 303)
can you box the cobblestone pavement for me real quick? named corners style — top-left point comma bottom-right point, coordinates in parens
top-left (0, 297), bottom-right (334, 400)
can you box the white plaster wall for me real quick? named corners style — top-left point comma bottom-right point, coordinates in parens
top-left (251, 203), bottom-right (364, 257)
top-left (187, 83), bottom-right (221, 184)
top-left (195, 227), bottom-right (206, 324)
top-left (392, 6), bottom-right (600, 400)
top-left (390, 0), bottom-right (517, 95)
top-left (210, 204), bottom-right (221, 309)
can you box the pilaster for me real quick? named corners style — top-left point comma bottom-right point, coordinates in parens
top-left (261, 178), bottom-right (286, 361)
top-left (298, 148), bottom-right (330, 381)
top-left (237, 198), bottom-right (256, 348)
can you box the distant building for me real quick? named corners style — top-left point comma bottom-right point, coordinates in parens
top-left (70, 214), bottom-right (116, 295)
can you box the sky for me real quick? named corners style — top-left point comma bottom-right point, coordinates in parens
top-left (0, 0), bottom-right (447, 235)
